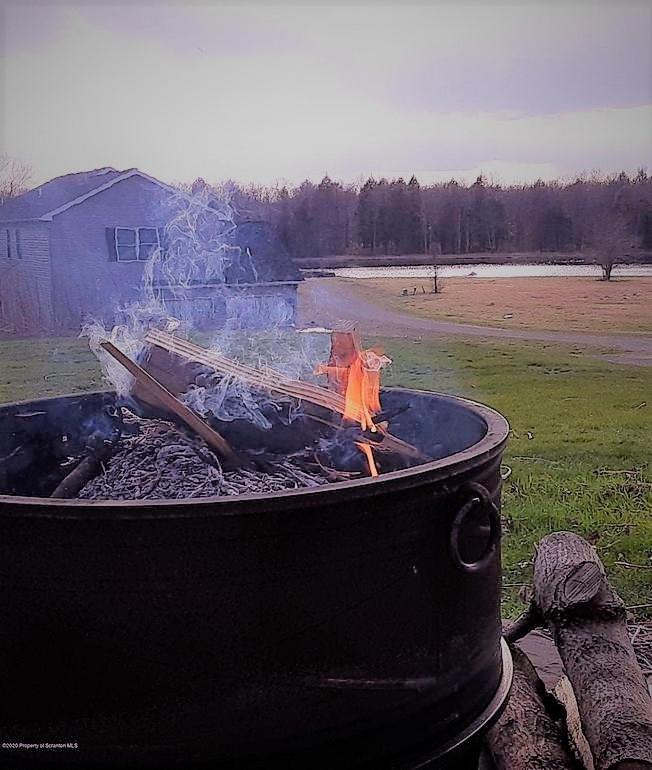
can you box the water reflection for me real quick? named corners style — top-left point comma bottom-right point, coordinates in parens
top-left (333, 264), bottom-right (652, 279)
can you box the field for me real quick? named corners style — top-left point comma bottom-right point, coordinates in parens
top-left (0, 336), bottom-right (105, 404)
top-left (0, 333), bottom-right (650, 619)
top-left (378, 336), bottom-right (652, 618)
top-left (340, 276), bottom-right (652, 334)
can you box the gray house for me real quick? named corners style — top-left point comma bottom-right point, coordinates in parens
top-left (0, 167), bottom-right (301, 334)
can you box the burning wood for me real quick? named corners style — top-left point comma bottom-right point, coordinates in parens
top-left (58, 328), bottom-right (429, 500)
top-left (143, 328), bottom-right (427, 470)
top-left (144, 328), bottom-right (360, 420)
top-left (315, 329), bottom-right (391, 476)
top-left (355, 442), bottom-right (379, 478)
top-left (315, 330), bottom-right (390, 432)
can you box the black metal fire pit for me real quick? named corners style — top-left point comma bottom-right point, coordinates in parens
top-left (0, 388), bottom-right (511, 769)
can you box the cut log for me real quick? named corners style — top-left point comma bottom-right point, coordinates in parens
top-left (99, 341), bottom-right (237, 464)
top-left (135, 344), bottom-right (208, 411)
top-left (553, 675), bottom-right (596, 770)
top-left (485, 644), bottom-right (580, 769)
top-left (533, 532), bottom-right (652, 770)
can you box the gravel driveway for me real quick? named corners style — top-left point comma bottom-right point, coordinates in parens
top-left (300, 280), bottom-right (652, 366)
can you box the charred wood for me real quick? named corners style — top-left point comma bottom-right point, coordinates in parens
top-left (50, 404), bottom-right (124, 499)
top-left (50, 433), bottom-right (117, 499)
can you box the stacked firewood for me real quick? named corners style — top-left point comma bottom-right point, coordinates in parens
top-left (485, 532), bottom-right (652, 770)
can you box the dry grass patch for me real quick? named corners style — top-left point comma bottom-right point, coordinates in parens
top-left (342, 276), bottom-right (652, 333)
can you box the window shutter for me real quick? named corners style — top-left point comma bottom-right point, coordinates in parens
top-left (106, 227), bottom-right (117, 261)
top-left (157, 227), bottom-right (167, 257)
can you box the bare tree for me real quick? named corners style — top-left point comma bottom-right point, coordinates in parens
top-left (592, 191), bottom-right (631, 281)
top-left (430, 246), bottom-right (444, 294)
top-left (596, 219), bottom-right (627, 280)
top-left (0, 155), bottom-right (32, 199)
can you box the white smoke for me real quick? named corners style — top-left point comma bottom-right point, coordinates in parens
top-left (224, 294), bottom-right (293, 330)
top-left (143, 185), bottom-right (241, 299)
top-left (82, 183), bottom-right (324, 430)
top-left (81, 311), bottom-right (182, 398)
top-left (181, 327), bottom-right (331, 428)
top-left (82, 186), bottom-right (239, 394)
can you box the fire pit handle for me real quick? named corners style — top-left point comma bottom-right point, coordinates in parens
top-left (450, 482), bottom-right (500, 573)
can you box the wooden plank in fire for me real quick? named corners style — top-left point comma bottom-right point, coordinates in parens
top-left (146, 328), bottom-right (350, 416)
top-left (143, 329), bottom-right (428, 463)
top-left (99, 340), bottom-right (237, 464)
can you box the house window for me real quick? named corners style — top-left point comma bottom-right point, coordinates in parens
top-left (1, 229), bottom-right (9, 259)
top-left (115, 227), bottom-right (160, 262)
top-left (15, 229), bottom-right (23, 259)
top-left (138, 227), bottom-right (160, 260)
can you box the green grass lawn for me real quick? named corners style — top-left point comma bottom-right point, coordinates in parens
top-left (378, 336), bottom-right (652, 618)
top-left (0, 336), bottom-right (105, 403)
top-left (1, 334), bottom-right (650, 618)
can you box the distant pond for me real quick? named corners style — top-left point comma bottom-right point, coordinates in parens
top-left (332, 264), bottom-right (652, 279)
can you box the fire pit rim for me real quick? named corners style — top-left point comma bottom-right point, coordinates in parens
top-left (0, 387), bottom-right (509, 516)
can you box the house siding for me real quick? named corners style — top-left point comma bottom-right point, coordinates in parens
top-left (0, 224), bottom-right (52, 333)
top-left (48, 175), bottom-right (173, 331)
top-left (224, 284), bottom-right (298, 328)
top-left (2, 171), bottom-right (299, 334)
top-left (155, 283), bottom-right (299, 329)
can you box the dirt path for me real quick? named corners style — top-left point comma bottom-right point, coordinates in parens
top-left (300, 280), bottom-right (652, 366)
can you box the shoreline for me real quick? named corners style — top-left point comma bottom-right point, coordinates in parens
top-left (307, 265), bottom-right (652, 280)
top-left (296, 252), bottom-right (652, 270)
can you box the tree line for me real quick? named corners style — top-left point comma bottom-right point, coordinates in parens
top-left (3, 157), bottom-right (651, 265)
top-left (225, 170), bottom-right (652, 261)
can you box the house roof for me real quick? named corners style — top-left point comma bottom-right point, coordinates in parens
top-left (0, 167), bottom-right (175, 223)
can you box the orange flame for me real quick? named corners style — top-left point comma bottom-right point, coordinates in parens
top-left (342, 349), bottom-right (390, 431)
top-left (355, 441), bottom-right (379, 477)
top-left (316, 330), bottom-right (391, 478)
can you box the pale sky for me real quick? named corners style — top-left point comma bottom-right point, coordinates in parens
top-left (1, 0), bottom-right (651, 187)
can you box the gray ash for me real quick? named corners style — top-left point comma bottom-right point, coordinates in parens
top-left (78, 413), bottom-right (327, 501)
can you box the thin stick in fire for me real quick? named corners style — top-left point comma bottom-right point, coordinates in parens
top-left (99, 340), bottom-right (238, 464)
